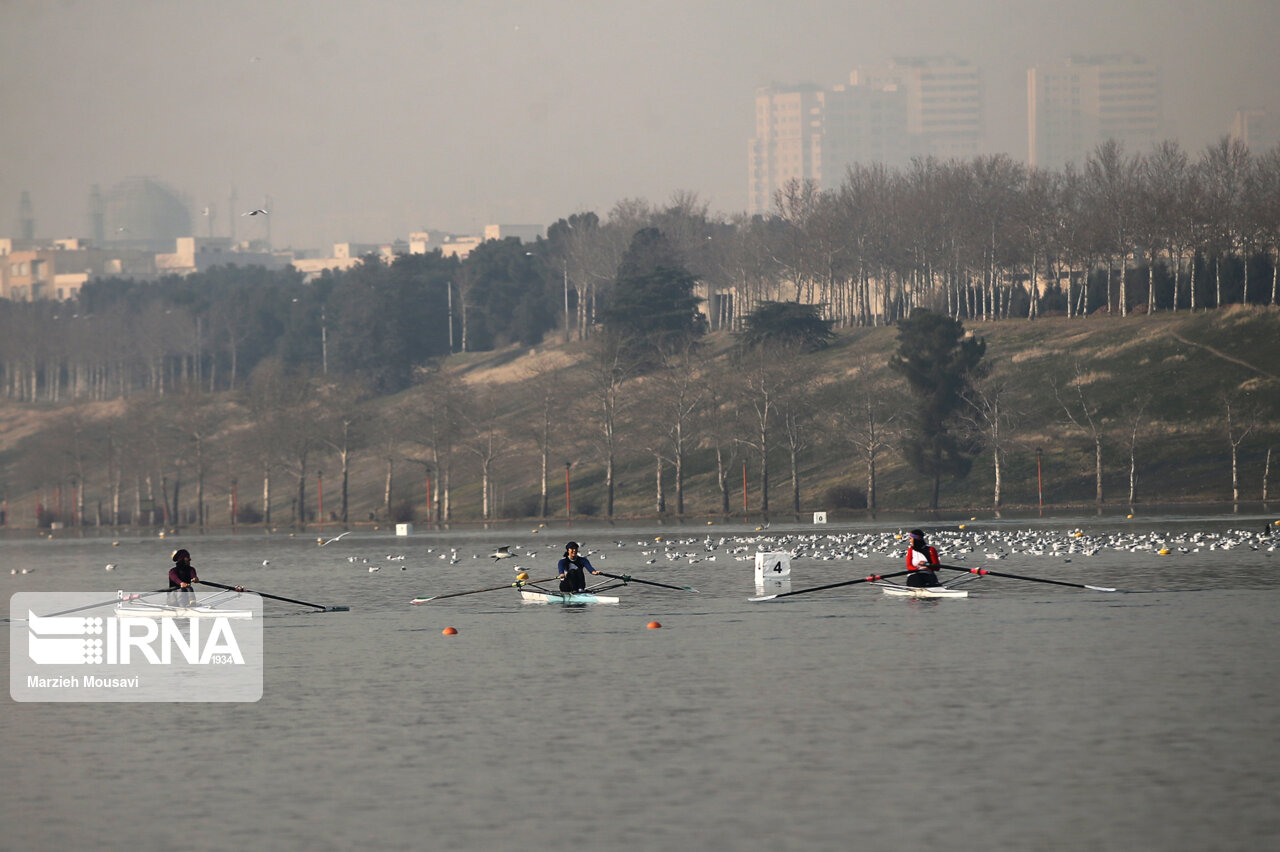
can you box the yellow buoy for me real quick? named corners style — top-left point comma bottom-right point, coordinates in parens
top-left (516, 571), bottom-right (529, 580)
top-left (958, 524), bottom-right (966, 530)
top-left (1158, 548), bottom-right (1171, 555)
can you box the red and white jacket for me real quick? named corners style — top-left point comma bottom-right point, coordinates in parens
top-left (906, 545), bottom-right (939, 572)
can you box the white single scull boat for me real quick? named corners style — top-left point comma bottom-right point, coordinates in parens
top-left (518, 588), bottom-right (620, 605)
top-left (875, 582), bottom-right (969, 599)
top-left (113, 591), bottom-right (254, 619)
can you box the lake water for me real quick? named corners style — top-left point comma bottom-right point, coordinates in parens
top-left (3, 515), bottom-right (1279, 851)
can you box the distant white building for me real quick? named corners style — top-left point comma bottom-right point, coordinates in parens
top-left (1028, 55), bottom-right (1162, 170)
top-left (155, 237), bottom-right (285, 276)
top-left (483, 224), bottom-right (545, 242)
top-left (748, 58), bottom-right (983, 215)
top-left (1230, 108), bottom-right (1280, 153)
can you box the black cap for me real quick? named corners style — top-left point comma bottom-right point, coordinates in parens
top-left (565, 541), bottom-right (579, 550)
top-left (172, 549), bottom-right (191, 562)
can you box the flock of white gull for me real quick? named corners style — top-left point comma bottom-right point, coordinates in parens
top-left (331, 523), bottom-right (1279, 572)
top-left (6, 524), bottom-right (1274, 577)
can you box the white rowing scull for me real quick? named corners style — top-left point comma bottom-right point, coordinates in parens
top-left (874, 582), bottom-right (969, 599)
top-left (113, 590), bottom-right (254, 619)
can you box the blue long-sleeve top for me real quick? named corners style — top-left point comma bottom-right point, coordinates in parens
top-left (557, 554), bottom-right (596, 576)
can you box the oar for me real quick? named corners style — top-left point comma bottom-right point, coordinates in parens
top-left (41, 588), bottom-right (173, 617)
top-left (750, 570), bottom-right (914, 601)
top-left (198, 580), bottom-right (350, 612)
top-left (937, 565), bottom-right (1119, 592)
top-left (411, 577), bottom-right (559, 604)
top-left (596, 571), bottom-right (699, 593)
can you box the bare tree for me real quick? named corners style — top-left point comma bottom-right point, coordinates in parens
top-left (831, 357), bottom-right (900, 512)
top-left (1054, 365), bottom-right (1107, 505)
top-left (402, 368), bottom-right (465, 523)
top-left (1085, 140), bottom-right (1142, 316)
top-left (316, 378), bottom-right (373, 525)
top-left (701, 357), bottom-right (745, 514)
top-left (963, 375), bottom-right (1018, 509)
top-left (579, 332), bottom-right (636, 518)
top-left (1223, 389), bottom-right (1257, 506)
top-left (1119, 394), bottom-right (1152, 507)
top-left (458, 388), bottom-right (515, 520)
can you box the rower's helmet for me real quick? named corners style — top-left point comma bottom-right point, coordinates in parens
top-left (172, 549), bottom-right (191, 562)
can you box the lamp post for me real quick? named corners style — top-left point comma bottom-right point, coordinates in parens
top-left (1036, 447), bottom-right (1044, 513)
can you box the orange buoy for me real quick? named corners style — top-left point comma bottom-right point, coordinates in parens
top-left (647, 621), bottom-right (662, 629)
top-left (442, 627), bottom-right (458, 636)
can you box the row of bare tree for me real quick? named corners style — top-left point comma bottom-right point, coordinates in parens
top-left (8, 322), bottom-right (1274, 530)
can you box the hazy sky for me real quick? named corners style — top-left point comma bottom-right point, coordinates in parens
top-left (3, 0), bottom-right (1279, 250)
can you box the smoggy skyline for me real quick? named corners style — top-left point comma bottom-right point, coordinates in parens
top-left (3, 0), bottom-right (1278, 251)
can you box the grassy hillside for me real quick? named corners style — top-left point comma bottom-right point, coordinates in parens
top-left (2, 306), bottom-right (1278, 529)
top-left (399, 305), bottom-right (1280, 520)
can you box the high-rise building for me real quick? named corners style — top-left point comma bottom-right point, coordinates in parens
top-left (1028, 55), bottom-right (1162, 170)
top-left (1229, 108), bottom-right (1280, 153)
top-left (748, 84), bottom-right (825, 215)
top-left (821, 81), bottom-right (910, 187)
top-left (748, 58), bottom-right (984, 215)
top-left (852, 56), bottom-right (984, 161)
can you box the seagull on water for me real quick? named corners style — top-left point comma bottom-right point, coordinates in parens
top-left (241, 208), bottom-right (269, 217)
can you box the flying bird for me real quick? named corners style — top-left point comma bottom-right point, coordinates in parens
top-left (490, 546), bottom-right (514, 560)
top-left (319, 531), bottom-right (351, 546)
top-left (241, 208), bottom-right (269, 217)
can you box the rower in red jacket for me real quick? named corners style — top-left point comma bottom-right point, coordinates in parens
top-left (904, 529), bottom-right (941, 588)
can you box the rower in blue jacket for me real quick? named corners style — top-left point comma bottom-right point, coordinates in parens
top-left (557, 541), bottom-right (599, 592)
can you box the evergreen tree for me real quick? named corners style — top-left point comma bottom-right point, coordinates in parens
top-left (737, 300), bottom-right (835, 352)
top-left (599, 228), bottom-right (705, 364)
top-left (890, 309), bottom-right (987, 508)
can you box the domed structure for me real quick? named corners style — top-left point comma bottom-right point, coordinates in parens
top-left (102, 177), bottom-right (191, 251)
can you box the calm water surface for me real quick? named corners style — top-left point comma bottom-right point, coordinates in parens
top-left (3, 516), bottom-right (1278, 851)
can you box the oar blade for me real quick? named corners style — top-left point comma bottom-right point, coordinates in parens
top-left (1085, 585), bottom-right (1119, 592)
top-left (748, 594), bottom-right (779, 602)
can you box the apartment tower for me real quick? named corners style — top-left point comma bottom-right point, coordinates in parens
top-left (1028, 55), bottom-right (1162, 170)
